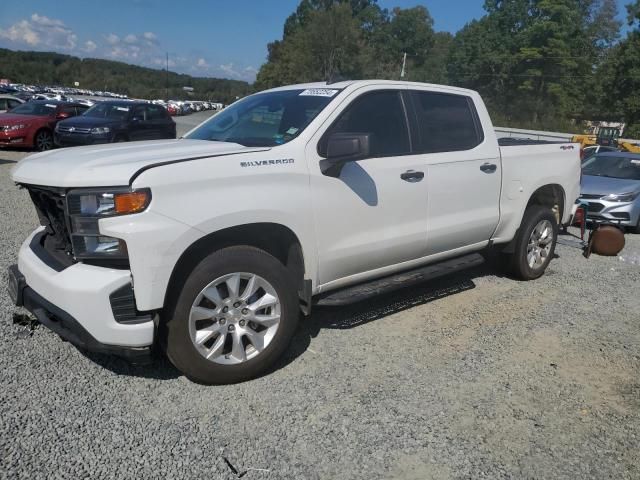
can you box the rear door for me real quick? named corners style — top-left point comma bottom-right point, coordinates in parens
top-left (129, 105), bottom-right (150, 141)
top-left (147, 104), bottom-right (174, 139)
top-left (408, 89), bottom-right (501, 255)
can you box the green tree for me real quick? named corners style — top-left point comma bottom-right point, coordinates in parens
top-left (255, 3), bottom-right (366, 88)
top-left (448, 0), bottom-right (620, 129)
top-left (595, 0), bottom-right (640, 136)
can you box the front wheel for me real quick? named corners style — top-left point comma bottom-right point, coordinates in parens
top-left (505, 205), bottom-right (558, 280)
top-left (162, 246), bottom-right (299, 384)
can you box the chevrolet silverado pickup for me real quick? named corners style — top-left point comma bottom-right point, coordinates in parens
top-left (8, 80), bottom-right (581, 384)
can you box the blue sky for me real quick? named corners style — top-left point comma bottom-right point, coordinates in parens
top-left (0, 0), bottom-right (632, 82)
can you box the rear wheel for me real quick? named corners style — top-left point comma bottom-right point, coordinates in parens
top-left (505, 206), bottom-right (558, 280)
top-left (162, 246), bottom-right (299, 384)
top-left (34, 129), bottom-right (54, 151)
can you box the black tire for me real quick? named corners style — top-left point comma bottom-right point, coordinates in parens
top-left (629, 218), bottom-right (640, 235)
top-left (161, 246), bottom-right (299, 384)
top-left (113, 135), bottom-right (128, 143)
top-left (34, 129), bottom-right (54, 151)
top-left (505, 205), bottom-right (558, 280)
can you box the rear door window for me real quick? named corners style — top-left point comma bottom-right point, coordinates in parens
top-left (132, 106), bottom-right (147, 121)
top-left (410, 91), bottom-right (483, 154)
top-left (61, 105), bottom-right (78, 117)
top-left (147, 104), bottom-right (167, 120)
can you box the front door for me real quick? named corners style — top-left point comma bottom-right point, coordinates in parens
top-left (306, 87), bottom-right (429, 288)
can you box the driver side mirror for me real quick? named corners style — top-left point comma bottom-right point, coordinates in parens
top-left (320, 133), bottom-right (371, 177)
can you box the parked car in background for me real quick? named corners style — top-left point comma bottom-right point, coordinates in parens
top-left (0, 100), bottom-right (88, 151)
top-left (580, 152), bottom-right (640, 233)
top-left (0, 95), bottom-right (24, 113)
top-left (55, 101), bottom-right (176, 146)
top-left (581, 145), bottom-right (619, 163)
top-left (166, 103), bottom-right (179, 116)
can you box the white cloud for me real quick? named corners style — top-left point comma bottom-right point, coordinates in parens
top-left (217, 63), bottom-right (257, 81)
top-left (104, 33), bottom-right (119, 45)
top-left (196, 58), bottom-right (209, 68)
top-left (84, 40), bottom-right (97, 52)
top-left (219, 63), bottom-right (241, 78)
top-left (124, 34), bottom-right (138, 44)
top-left (0, 13), bottom-right (76, 49)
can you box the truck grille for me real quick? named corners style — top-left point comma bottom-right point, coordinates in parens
top-left (26, 186), bottom-right (74, 264)
top-left (580, 194), bottom-right (603, 200)
top-left (57, 125), bottom-right (91, 134)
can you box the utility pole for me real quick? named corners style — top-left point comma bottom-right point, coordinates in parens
top-left (400, 52), bottom-right (407, 79)
top-left (165, 52), bottom-right (169, 101)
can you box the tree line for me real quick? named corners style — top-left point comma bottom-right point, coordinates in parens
top-left (255, 0), bottom-right (640, 137)
top-left (0, 48), bottom-right (251, 104)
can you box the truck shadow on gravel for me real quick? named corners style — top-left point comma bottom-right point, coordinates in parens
top-left (80, 261), bottom-right (513, 381)
top-left (271, 261), bottom-right (507, 375)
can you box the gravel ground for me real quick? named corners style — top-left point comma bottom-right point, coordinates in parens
top-left (1, 122), bottom-right (639, 479)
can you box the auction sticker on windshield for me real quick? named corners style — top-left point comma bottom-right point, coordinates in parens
top-left (299, 89), bottom-right (339, 97)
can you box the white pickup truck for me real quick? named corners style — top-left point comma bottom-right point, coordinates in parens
top-left (9, 80), bottom-right (581, 384)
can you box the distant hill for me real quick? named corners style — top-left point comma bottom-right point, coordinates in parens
top-left (0, 48), bottom-right (251, 103)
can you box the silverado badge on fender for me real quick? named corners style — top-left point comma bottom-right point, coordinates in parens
top-left (240, 159), bottom-right (295, 167)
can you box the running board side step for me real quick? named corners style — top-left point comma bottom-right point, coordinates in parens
top-left (315, 253), bottom-right (484, 307)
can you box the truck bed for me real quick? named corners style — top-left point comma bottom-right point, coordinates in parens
top-left (497, 137), bottom-right (568, 147)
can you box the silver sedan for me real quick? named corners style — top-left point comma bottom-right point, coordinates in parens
top-left (580, 152), bottom-right (640, 233)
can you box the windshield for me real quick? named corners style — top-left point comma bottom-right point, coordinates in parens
top-left (598, 127), bottom-right (619, 139)
top-left (582, 155), bottom-right (640, 180)
top-left (84, 103), bottom-right (132, 119)
top-left (185, 88), bottom-right (340, 147)
top-left (9, 102), bottom-right (57, 116)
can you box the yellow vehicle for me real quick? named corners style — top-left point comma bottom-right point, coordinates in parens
top-left (571, 127), bottom-right (620, 148)
top-left (620, 141), bottom-right (640, 153)
top-left (572, 126), bottom-right (640, 153)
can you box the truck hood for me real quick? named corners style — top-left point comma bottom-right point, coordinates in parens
top-left (581, 175), bottom-right (640, 196)
top-left (12, 139), bottom-right (269, 187)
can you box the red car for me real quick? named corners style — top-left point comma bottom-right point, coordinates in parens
top-left (166, 103), bottom-right (179, 116)
top-left (0, 100), bottom-right (89, 151)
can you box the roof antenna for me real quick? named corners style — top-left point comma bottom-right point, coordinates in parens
top-left (326, 73), bottom-right (348, 85)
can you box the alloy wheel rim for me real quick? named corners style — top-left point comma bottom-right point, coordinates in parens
top-left (188, 272), bottom-right (281, 365)
top-left (37, 132), bottom-right (53, 150)
top-left (527, 219), bottom-right (553, 269)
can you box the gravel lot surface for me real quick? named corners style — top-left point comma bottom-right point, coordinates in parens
top-left (1, 115), bottom-right (639, 479)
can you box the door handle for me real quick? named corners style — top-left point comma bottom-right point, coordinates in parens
top-left (400, 170), bottom-right (424, 182)
top-left (480, 163), bottom-right (497, 173)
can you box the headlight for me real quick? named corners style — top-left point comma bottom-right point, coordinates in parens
top-left (602, 192), bottom-right (640, 202)
top-left (5, 124), bottom-right (28, 131)
top-left (66, 188), bottom-right (151, 260)
top-left (90, 127), bottom-right (111, 134)
top-left (67, 189), bottom-right (151, 216)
